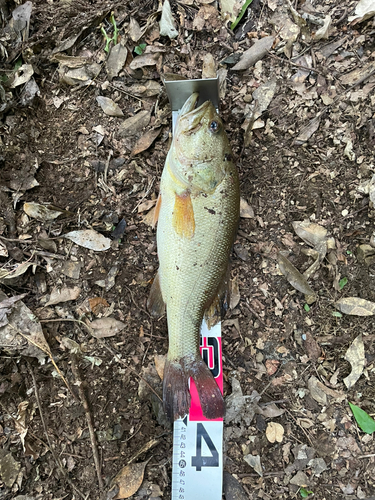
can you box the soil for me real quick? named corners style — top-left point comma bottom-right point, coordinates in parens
top-left (1, 0), bottom-right (375, 499)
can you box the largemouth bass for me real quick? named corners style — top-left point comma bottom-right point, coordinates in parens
top-left (148, 93), bottom-right (240, 421)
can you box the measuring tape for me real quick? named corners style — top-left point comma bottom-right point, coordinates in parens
top-left (171, 320), bottom-right (223, 500)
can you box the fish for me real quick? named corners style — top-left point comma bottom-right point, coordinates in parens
top-left (148, 93), bottom-right (240, 421)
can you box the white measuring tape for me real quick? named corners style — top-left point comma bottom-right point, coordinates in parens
top-left (171, 320), bottom-right (223, 500)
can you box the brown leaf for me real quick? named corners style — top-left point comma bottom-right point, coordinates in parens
top-left (118, 110), bottom-right (151, 137)
top-left (265, 422), bottom-right (284, 443)
top-left (131, 128), bottom-right (161, 156)
top-left (343, 335), bottom-right (365, 389)
top-left (111, 460), bottom-right (148, 499)
top-left (277, 252), bottom-right (316, 299)
top-left (89, 297), bottom-right (110, 315)
top-left (129, 52), bottom-right (162, 70)
top-left (90, 317), bottom-right (126, 338)
top-left (232, 36), bottom-right (275, 71)
top-left (46, 286), bottom-right (81, 306)
top-left (229, 275), bottom-right (240, 309)
top-left (154, 354), bottom-right (166, 380)
top-left (335, 297), bottom-right (375, 316)
top-left (240, 197), bottom-right (254, 218)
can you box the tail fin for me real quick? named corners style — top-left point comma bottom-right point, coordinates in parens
top-left (163, 355), bottom-right (224, 421)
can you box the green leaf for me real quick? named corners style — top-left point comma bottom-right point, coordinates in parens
top-left (332, 311), bottom-right (342, 318)
top-left (134, 43), bottom-right (147, 55)
top-left (300, 488), bottom-right (313, 498)
top-left (304, 304), bottom-right (310, 312)
top-left (230, 0), bottom-right (254, 30)
top-left (346, 250), bottom-right (352, 255)
top-left (349, 402), bottom-right (375, 434)
top-left (339, 277), bottom-right (348, 289)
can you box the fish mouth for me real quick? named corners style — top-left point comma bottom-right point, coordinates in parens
top-left (177, 93), bottom-right (213, 134)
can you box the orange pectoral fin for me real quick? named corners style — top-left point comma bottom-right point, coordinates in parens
top-left (152, 194), bottom-right (162, 229)
top-left (172, 192), bottom-right (195, 239)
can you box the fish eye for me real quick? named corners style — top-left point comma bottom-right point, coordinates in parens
top-left (209, 120), bottom-right (220, 133)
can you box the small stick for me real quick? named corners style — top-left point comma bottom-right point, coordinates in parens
top-left (28, 362), bottom-right (86, 500)
top-left (70, 354), bottom-right (104, 491)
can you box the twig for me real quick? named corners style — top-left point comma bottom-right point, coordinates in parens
top-left (70, 354), bottom-right (104, 490)
top-left (104, 149), bottom-right (113, 184)
top-left (243, 301), bottom-right (267, 326)
top-left (28, 362), bottom-right (86, 500)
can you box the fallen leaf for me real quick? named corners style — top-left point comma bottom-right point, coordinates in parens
top-left (0, 241), bottom-right (8, 257)
top-left (313, 14), bottom-right (331, 40)
top-left (46, 286), bottom-right (81, 306)
top-left (106, 43), bottom-right (128, 79)
top-left (129, 52), bottom-right (162, 70)
top-left (0, 261), bottom-right (34, 284)
top-left (137, 199), bottom-right (157, 213)
top-left (202, 53), bottom-right (216, 79)
top-left (0, 290), bottom-right (49, 362)
top-left (232, 36), bottom-right (275, 71)
top-left (0, 451), bottom-right (20, 488)
top-left (294, 114), bottom-right (322, 145)
top-left (129, 17), bottom-right (143, 42)
top-left (307, 376), bottom-right (327, 406)
top-left (154, 354), bottom-right (166, 380)
top-left (223, 471), bottom-right (248, 500)
top-left (89, 297), bottom-right (110, 315)
top-left (230, 275), bottom-right (240, 309)
top-left (118, 110), bottom-right (151, 137)
top-left (257, 402), bottom-right (285, 419)
top-left (335, 297), bottom-right (375, 316)
top-left (240, 198), bottom-right (254, 218)
top-left (266, 422), bottom-right (284, 443)
top-left (277, 252), bottom-right (316, 301)
top-left (243, 454), bottom-right (263, 476)
top-left (219, 0), bottom-right (243, 23)
top-left (343, 335), bottom-right (365, 389)
top-left (10, 63), bottom-right (34, 88)
top-left (225, 377), bottom-right (261, 425)
top-left (64, 229), bottom-right (111, 251)
top-left (0, 293), bottom-right (27, 327)
top-left (90, 317), bottom-right (126, 338)
top-left (110, 460), bottom-right (149, 499)
top-left (131, 127), bottom-right (161, 155)
top-left (23, 202), bottom-right (70, 221)
top-left (159, 0), bottom-right (178, 39)
top-left (292, 221), bottom-right (327, 247)
top-left (96, 96), bottom-right (124, 117)
top-left (349, 402), bottom-right (375, 434)
top-left (348, 0), bottom-right (375, 24)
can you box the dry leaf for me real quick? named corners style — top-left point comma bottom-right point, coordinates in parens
top-left (232, 36), bottom-right (275, 71)
top-left (159, 0), bottom-right (178, 39)
top-left (23, 202), bottom-right (69, 221)
top-left (106, 43), bottom-right (128, 80)
top-left (343, 335), bottom-right (365, 389)
top-left (96, 96), bottom-right (124, 117)
top-left (0, 241), bottom-right (8, 257)
top-left (137, 199), bottom-right (157, 213)
top-left (89, 297), bottom-right (110, 315)
top-left (46, 286), bottom-right (81, 306)
top-left (348, 0), bottom-right (375, 24)
top-left (118, 110), bottom-right (151, 137)
top-left (257, 403), bottom-right (285, 419)
top-left (266, 422), bottom-right (284, 443)
top-left (277, 252), bottom-right (316, 300)
top-left (202, 53), bottom-right (216, 79)
top-left (335, 297), bottom-right (375, 316)
top-left (154, 354), bottom-right (166, 380)
top-left (10, 64), bottom-right (34, 88)
top-left (307, 376), bottom-right (327, 406)
top-left (292, 221), bottom-right (327, 247)
top-left (240, 198), bottom-right (254, 218)
top-left (243, 454), bottom-right (263, 476)
top-left (90, 317), bottom-right (126, 338)
top-left (230, 276), bottom-right (240, 309)
top-left (129, 17), bottom-right (143, 42)
top-left (0, 261), bottom-right (34, 284)
top-left (0, 294), bottom-right (27, 328)
top-left (110, 460), bottom-right (148, 499)
top-left (131, 128), bottom-right (161, 155)
top-left (294, 114), bottom-right (322, 145)
top-left (64, 229), bottom-right (111, 251)
top-left (129, 52), bottom-right (162, 70)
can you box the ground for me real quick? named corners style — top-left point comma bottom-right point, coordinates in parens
top-left (1, 0), bottom-right (375, 499)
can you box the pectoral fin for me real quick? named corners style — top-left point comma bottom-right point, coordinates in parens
top-left (172, 192), bottom-right (195, 239)
top-left (204, 262), bottom-right (231, 329)
top-left (147, 271), bottom-right (165, 317)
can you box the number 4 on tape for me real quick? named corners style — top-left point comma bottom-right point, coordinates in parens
top-left (172, 321), bottom-right (223, 500)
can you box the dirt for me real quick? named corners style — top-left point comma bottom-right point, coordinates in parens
top-left (1, 0), bottom-right (375, 499)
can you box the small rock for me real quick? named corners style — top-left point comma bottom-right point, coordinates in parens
top-left (223, 471), bottom-right (248, 500)
top-left (308, 457), bottom-right (327, 476)
top-left (357, 244), bottom-right (375, 265)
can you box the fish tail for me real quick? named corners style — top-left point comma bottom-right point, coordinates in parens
top-left (163, 355), bottom-right (224, 421)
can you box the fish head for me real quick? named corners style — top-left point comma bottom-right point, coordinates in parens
top-left (170, 93), bottom-right (232, 193)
